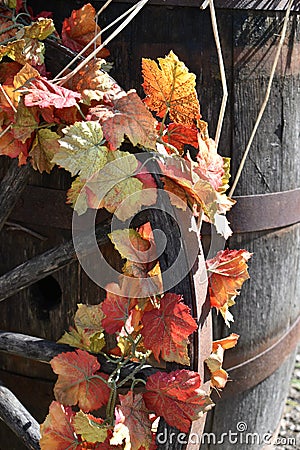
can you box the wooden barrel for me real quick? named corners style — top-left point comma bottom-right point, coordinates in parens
top-left (1, 1), bottom-right (300, 449)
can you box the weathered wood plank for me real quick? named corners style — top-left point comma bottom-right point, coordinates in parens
top-left (0, 160), bottom-right (31, 233)
top-left (0, 382), bottom-right (41, 450)
top-left (0, 220), bottom-right (111, 302)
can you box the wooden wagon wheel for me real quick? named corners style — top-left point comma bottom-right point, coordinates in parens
top-left (0, 37), bottom-right (212, 449)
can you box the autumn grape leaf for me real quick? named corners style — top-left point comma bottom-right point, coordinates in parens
top-left (101, 283), bottom-right (130, 334)
top-left (109, 229), bottom-right (151, 264)
top-left (88, 90), bottom-right (157, 150)
top-left (51, 349), bottom-right (110, 412)
top-left (23, 78), bottom-right (81, 109)
top-left (142, 51), bottom-right (200, 125)
top-left (141, 293), bottom-right (197, 364)
top-left (162, 123), bottom-right (198, 154)
top-left (69, 59), bottom-right (121, 105)
top-left (62, 3), bottom-right (109, 58)
top-left (16, 18), bottom-right (55, 40)
top-left (205, 333), bottom-right (239, 389)
top-left (87, 150), bottom-right (156, 221)
top-left (29, 129), bottom-right (60, 173)
top-left (73, 411), bottom-right (108, 443)
top-left (194, 136), bottom-right (225, 191)
top-left (143, 370), bottom-right (213, 433)
top-left (115, 391), bottom-right (152, 450)
top-left (0, 39), bottom-right (27, 65)
top-left (40, 401), bottom-right (81, 450)
top-left (206, 249), bottom-right (252, 326)
top-left (58, 303), bottom-right (106, 353)
top-left (66, 177), bottom-right (100, 216)
top-left (52, 121), bottom-right (108, 180)
top-left (0, 129), bottom-right (29, 160)
top-left (11, 99), bottom-right (38, 143)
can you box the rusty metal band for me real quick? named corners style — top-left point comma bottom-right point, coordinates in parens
top-left (7, 185), bottom-right (300, 233)
top-left (106, 0), bottom-right (300, 12)
top-left (221, 315), bottom-right (300, 398)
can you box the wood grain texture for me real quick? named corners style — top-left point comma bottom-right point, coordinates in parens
top-left (0, 160), bottom-right (31, 232)
top-left (0, 382), bottom-right (41, 450)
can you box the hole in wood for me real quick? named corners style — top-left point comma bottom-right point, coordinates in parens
top-left (30, 276), bottom-right (62, 320)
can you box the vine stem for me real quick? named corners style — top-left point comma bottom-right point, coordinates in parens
top-left (229, 0), bottom-right (294, 197)
top-left (54, 0), bottom-right (149, 86)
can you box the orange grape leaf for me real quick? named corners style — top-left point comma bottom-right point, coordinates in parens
top-left (143, 370), bottom-right (213, 433)
top-left (206, 334), bottom-right (239, 389)
top-left (88, 90), bottom-right (157, 150)
top-left (40, 401), bottom-right (81, 450)
top-left (206, 249), bottom-right (252, 326)
top-left (29, 128), bottom-right (60, 173)
top-left (73, 411), bottom-right (108, 444)
top-left (58, 303), bottom-right (106, 353)
top-left (51, 350), bottom-right (110, 412)
top-left (116, 391), bottom-right (152, 450)
top-left (0, 129), bottom-right (29, 159)
top-left (53, 121), bottom-right (108, 180)
top-left (142, 51), bottom-right (200, 125)
top-left (141, 293), bottom-right (197, 364)
top-left (101, 283), bottom-right (130, 334)
top-left (62, 3), bottom-right (109, 58)
top-left (109, 229), bottom-right (151, 264)
top-left (23, 77), bottom-right (81, 109)
top-left (162, 123), bottom-right (198, 154)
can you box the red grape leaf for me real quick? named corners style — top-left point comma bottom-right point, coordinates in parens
top-left (23, 77), bottom-right (81, 109)
top-left (88, 90), bottom-right (157, 150)
top-left (116, 391), bottom-right (152, 450)
top-left (141, 293), bottom-right (197, 364)
top-left (162, 123), bottom-right (198, 154)
top-left (51, 350), bottom-right (110, 412)
top-left (143, 370), bottom-right (213, 433)
top-left (0, 129), bottom-right (29, 160)
top-left (62, 3), bottom-right (109, 58)
top-left (142, 51), bottom-right (200, 126)
top-left (40, 401), bottom-right (81, 450)
top-left (206, 249), bottom-right (252, 325)
top-left (101, 283), bottom-right (130, 334)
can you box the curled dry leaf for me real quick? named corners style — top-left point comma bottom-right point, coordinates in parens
top-left (205, 333), bottom-right (239, 389)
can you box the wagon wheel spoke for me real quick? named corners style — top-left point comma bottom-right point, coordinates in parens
top-left (0, 381), bottom-right (41, 450)
top-left (0, 160), bottom-right (31, 233)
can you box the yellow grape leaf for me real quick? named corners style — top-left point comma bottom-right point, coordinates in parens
top-left (142, 51), bottom-right (200, 125)
top-left (29, 129), bottom-right (60, 173)
top-left (12, 100), bottom-right (38, 143)
top-left (73, 411), bottom-right (108, 443)
top-left (53, 121), bottom-right (108, 180)
top-left (88, 150), bottom-right (156, 221)
top-left (58, 303), bottom-right (106, 353)
top-left (66, 178), bottom-right (88, 215)
top-left (0, 39), bottom-right (26, 65)
top-left (16, 18), bottom-right (55, 41)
